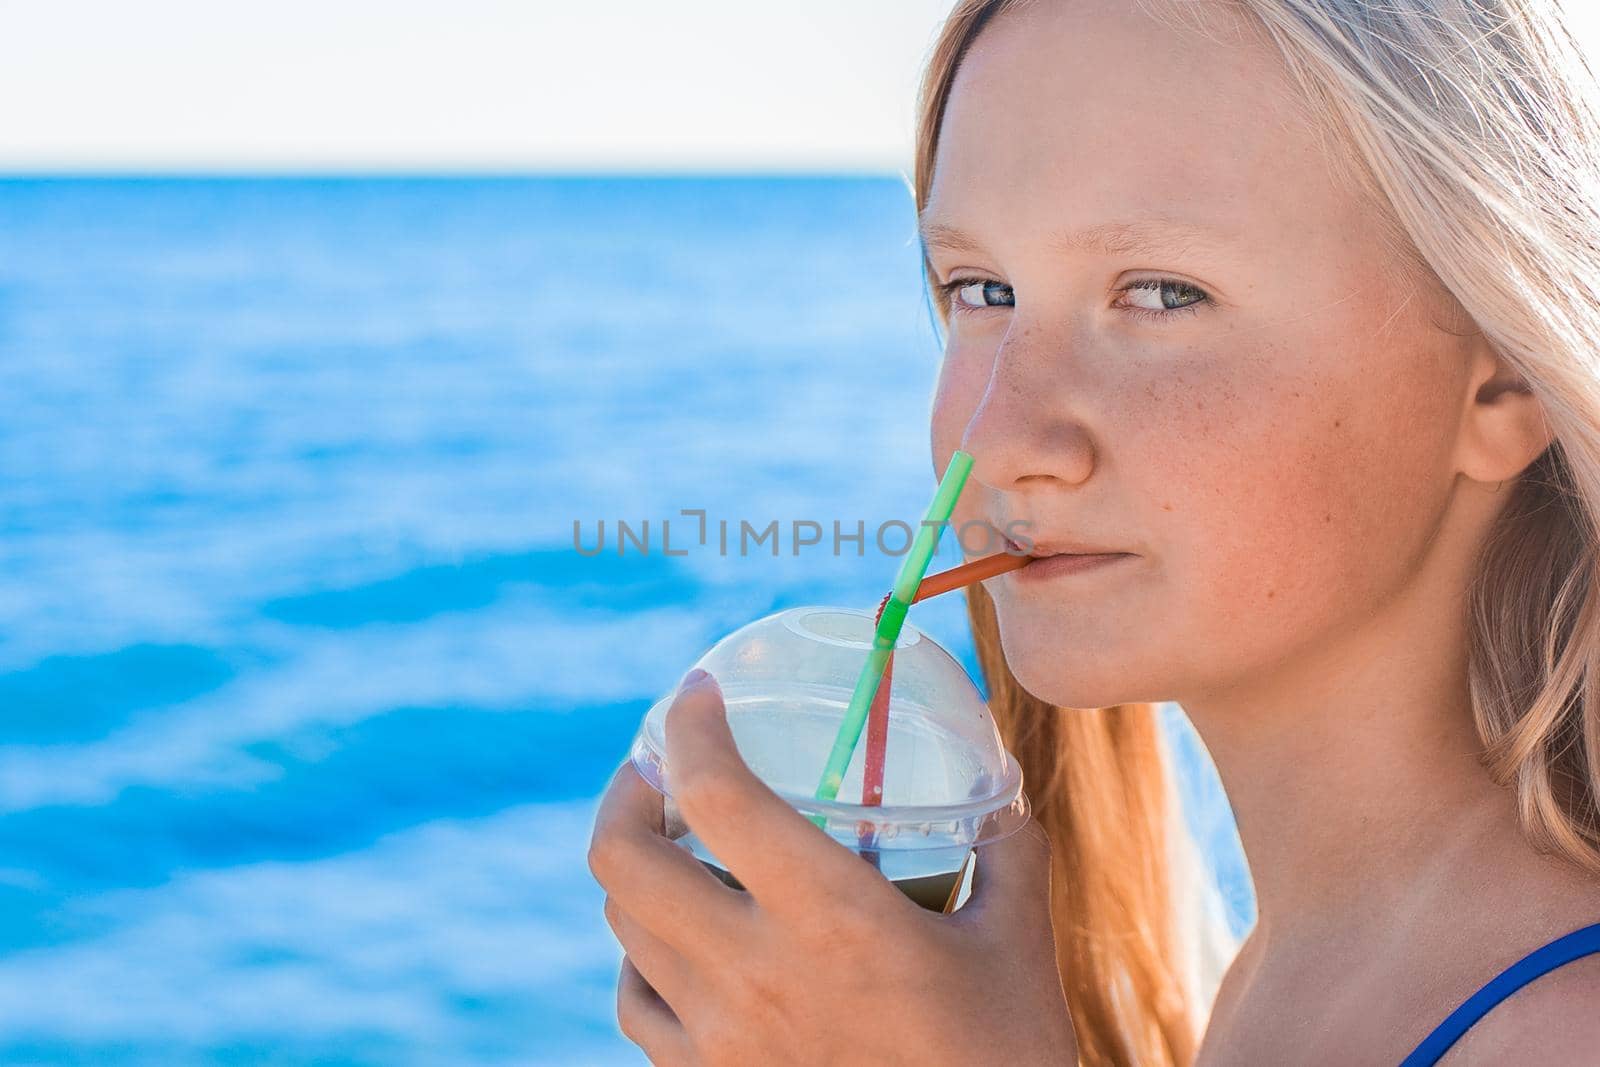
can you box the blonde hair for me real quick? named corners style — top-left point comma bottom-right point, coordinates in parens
top-left (915, 1), bottom-right (1600, 1063)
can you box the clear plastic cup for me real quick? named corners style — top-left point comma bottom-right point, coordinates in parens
top-left (630, 605), bottom-right (1031, 912)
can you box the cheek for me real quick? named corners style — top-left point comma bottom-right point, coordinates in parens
top-left (1136, 335), bottom-right (1461, 676)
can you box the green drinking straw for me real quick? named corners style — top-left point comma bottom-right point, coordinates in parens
top-left (813, 449), bottom-right (975, 803)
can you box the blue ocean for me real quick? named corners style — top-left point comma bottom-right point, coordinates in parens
top-left (0, 177), bottom-right (1252, 1065)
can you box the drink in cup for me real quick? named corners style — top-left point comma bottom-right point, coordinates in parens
top-left (671, 828), bottom-right (976, 913)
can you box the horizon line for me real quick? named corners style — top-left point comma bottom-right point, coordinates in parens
top-left (0, 166), bottom-right (914, 182)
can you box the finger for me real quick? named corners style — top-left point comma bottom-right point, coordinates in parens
top-left (589, 761), bottom-right (750, 952)
top-left (618, 955), bottom-right (691, 1066)
top-left (950, 817), bottom-right (1054, 935)
top-left (605, 894), bottom-right (693, 1008)
top-left (664, 669), bottom-right (901, 916)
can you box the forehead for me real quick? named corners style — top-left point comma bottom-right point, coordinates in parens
top-left (924, 1), bottom-right (1354, 246)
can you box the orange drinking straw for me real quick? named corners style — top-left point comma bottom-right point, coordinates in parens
top-left (859, 550), bottom-right (1031, 813)
top-left (908, 547), bottom-right (1032, 604)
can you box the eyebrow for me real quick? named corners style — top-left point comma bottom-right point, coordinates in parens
top-left (917, 217), bottom-right (1232, 260)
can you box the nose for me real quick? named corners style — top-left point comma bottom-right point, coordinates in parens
top-left (960, 319), bottom-right (1098, 495)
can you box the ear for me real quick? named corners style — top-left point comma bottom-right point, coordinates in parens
top-left (1456, 337), bottom-right (1553, 486)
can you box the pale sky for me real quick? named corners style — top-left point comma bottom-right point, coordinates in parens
top-left (0, 0), bottom-right (955, 172)
top-left (5, 2), bottom-right (1600, 173)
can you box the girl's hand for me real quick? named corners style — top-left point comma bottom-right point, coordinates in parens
top-left (588, 668), bottom-right (1078, 1066)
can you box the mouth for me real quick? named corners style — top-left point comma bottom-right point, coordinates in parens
top-left (1003, 535), bottom-right (1132, 559)
top-left (1001, 535), bottom-right (1137, 584)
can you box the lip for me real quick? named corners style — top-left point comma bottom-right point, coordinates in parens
top-left (999, 535), bottom-right (1136, 584)
top-left (1003, 535), bottom-right (1129, 558)
top-left (1011, 551), bottom-right (1136, 583)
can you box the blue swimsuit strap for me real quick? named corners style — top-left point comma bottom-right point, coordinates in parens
top-left (1399, 921), bottom-right (1600, 1066)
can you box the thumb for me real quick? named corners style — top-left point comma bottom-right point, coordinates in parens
top-left (953, 817), bottom-right (1054, 934)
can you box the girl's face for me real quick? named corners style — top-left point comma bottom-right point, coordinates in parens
top-left (927, 1), bottom-right (1481, 708)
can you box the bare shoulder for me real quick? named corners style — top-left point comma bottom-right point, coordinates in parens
top-left (1440, 949), bottom-right (1600, 1065)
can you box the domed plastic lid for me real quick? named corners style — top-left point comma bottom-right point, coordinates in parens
top-left (631, 605), bottom-right (1029, 852)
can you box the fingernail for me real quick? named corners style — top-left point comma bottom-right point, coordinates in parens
top-left (678, 667), bottom-right (715, 693)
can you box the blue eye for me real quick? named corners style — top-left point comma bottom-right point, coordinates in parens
top-left (1120, 279), bottom-right (1208, 312)
top-left (941, 278), bottom-right (1014, 312)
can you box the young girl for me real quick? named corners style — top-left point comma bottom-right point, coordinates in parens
top-left (588, 1), bottom-right (1600, 1062)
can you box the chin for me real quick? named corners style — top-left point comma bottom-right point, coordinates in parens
top-left (996, 631), bottom-right (1136, 709)
top-left (991, 606), bottom-right (1174, 709)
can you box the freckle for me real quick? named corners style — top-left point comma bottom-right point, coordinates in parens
top-left (1324, 513), bottom-right (1332, 523)
top-left (1333, 419), bottom-right (1342, 428)
top-left (1291, 391), bottom-right (1301, 399)
top-left (1267, 590), bottom-right (1276, 599)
